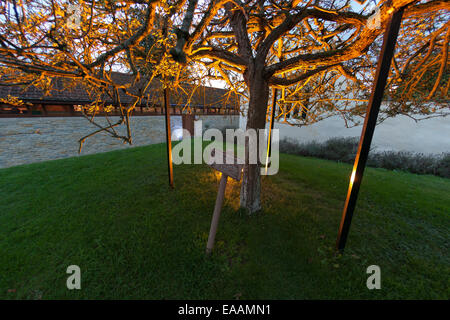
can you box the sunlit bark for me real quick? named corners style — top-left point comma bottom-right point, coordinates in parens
top-left (169, 0), bottom-right (448, 213)
top-left (0, 0), bottom-right (447, 213)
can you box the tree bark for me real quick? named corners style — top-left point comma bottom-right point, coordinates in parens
top-left (240, 64), bottom-right (270, 213)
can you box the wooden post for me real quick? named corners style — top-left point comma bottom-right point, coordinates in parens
top-left (269, 90), bottom-right (278, 158)
top-left (336, 6), bottom-right (405, 252)
top-left (163, 22), bottom-right (174, 188)
top-left (206, 173), bottom-right (228, 254)
top-left (164, 87), bottom-right (174, 188)
top-left (266, 55), bottom-right (283, 172)
top-left (265, 88), bottom-right (278, 173)
top-left (28, 104), bottom-right (35, 115)
top-left (206, 150), bottom-right (244, 254)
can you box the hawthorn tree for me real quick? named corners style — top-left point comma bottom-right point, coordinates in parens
top-left (0, 0), bottom-right (203, 148)
top-left (170, 0), bottom-right (448, 212)
top-left (0, 0), bottom-right (448, 213)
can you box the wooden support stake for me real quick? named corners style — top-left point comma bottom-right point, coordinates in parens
top-left (336, 6), bottom-right (405, 252)
top-left (265, 88), bottom-right (278, 173)
top-left (266, 55), bottom-right (283, 172)
top-left (206, 173), bottom-right (228, 254)
top-left (164, 87), bottom-right (174, 188)
top-left (163, 22), bottom-right (174, 188)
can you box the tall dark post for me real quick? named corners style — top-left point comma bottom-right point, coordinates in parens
top-left (267, 55), bottom-right (283, 167)
top-left (163, 23), bottom-right (174, 188)
top-left (164, 86), bottom-right (174, 188)
top-left (268, 88), bottom-right (278, 158)
top-left (266, 89), bottom-right (277, 174)
top-left (265, 88), bottom-right (278, 173)
top-left (336, 6), bottom-right (405, 251)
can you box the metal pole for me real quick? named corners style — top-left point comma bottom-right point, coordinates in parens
top-left (164, 86), bottom-right (174, 188)
top-left (265, 88), bottom-right (278, 173)
top-left (163, 22), bottom-right (174, 188)
top-left (266, 54), bottom-right (283, 172)
top-left (336, 6), bottom-right (405, 252)
top-left (268, 88), bottom-right (278, 158)
top-left (206, 173), bottom-right (228, 254)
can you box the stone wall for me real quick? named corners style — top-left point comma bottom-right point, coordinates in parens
top-left (0, 115), bottom-right (239, 168)
top-left (196, 115), bottom-right (240, 131)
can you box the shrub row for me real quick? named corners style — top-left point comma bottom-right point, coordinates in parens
top-left (279, 137), bottom-right (450, 178)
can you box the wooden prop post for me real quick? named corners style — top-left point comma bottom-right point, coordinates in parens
top-left (206, 150), bottom-right (244, 254)
top-left (336, 6), bottom-right (405, 252)
top-left (265, 88), bottom-right (278, 174)
top-left (164, 87), bottom-right (174, 188)
top-left (206, 173), bottom-right (228, 254)
top-left (162, 23), bottom-right (174, 189)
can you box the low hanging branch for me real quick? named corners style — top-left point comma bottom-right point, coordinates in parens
top-left (0, 0), bottom-right (447, 212)
top-left (167, 0), bottom-right (448, 212)
top-left (169, 0), bottom-right (448, 127)
top-left (0, 0), bottom-right (208, 151)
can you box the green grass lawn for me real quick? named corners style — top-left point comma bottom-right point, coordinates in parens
top-left (0, 143), bottom-right (449, 299)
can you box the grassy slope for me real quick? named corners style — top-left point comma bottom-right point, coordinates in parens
top-left (0, 143), bottom-right (448, 299)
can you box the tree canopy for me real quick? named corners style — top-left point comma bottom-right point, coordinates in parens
top-left (169, 0), bottom-right (448, 125)
top-left (1, 0), bottom-right (448, 212)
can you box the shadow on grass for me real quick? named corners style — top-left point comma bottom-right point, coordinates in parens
top-left (0, 144), bottom-right (448, 299)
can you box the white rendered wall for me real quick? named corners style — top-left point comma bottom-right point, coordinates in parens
top-left (239, 111), bottom-right (450, 154)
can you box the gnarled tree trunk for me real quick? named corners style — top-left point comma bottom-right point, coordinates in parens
top-left (240, 64), bottom-right (270, 214)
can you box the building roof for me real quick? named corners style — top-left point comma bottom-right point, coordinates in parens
top-left (0, 72), bottom-right (239, 109)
